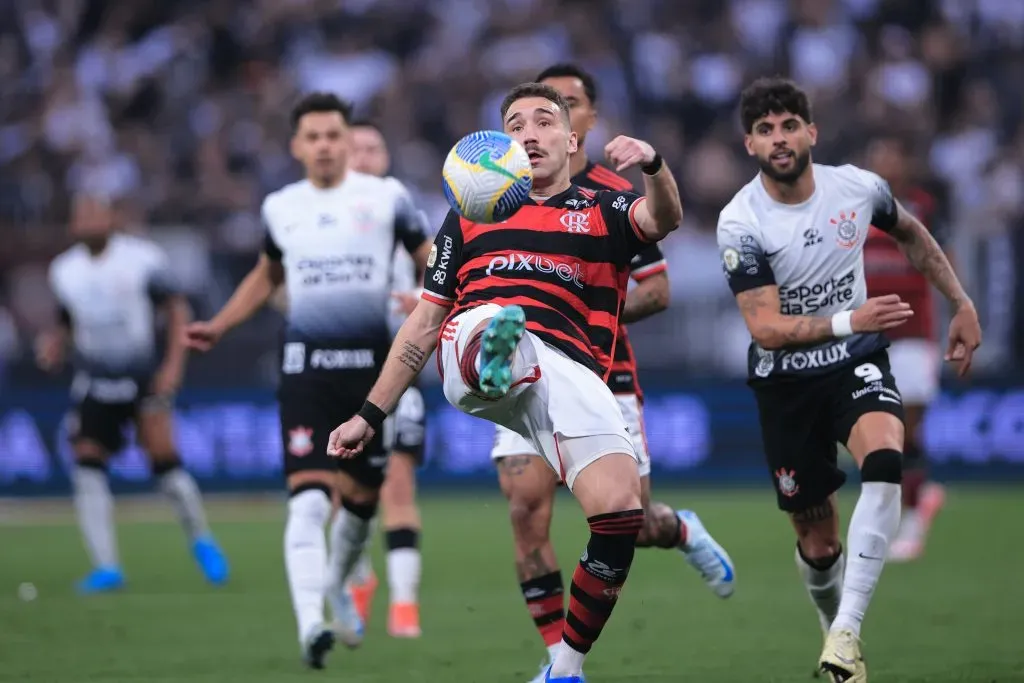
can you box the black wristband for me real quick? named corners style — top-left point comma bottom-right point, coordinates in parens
top-left (357, 400), bottom-right (388, 430)
top-left (641, 152), bottom-right (663, 175)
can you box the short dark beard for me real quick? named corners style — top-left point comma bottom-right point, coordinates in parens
top-left (81, 235), bottom-right (110, 255)
top-left (758, 148), bottom-right (811, 183)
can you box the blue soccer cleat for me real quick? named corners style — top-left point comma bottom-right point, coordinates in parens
top-left (544, 665), bottom-right (586, 683)
top-left (478, 305), bottom-right (526, 398)
top-left (76, 566), bottom-right (125, 594)
top-left (192, 536), bottom-right (230, 585)
top-left (677, 509), bottom-right (736, 598)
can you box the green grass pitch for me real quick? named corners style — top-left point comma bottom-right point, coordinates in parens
top-left (1, 487), bottom-right (1022, 682)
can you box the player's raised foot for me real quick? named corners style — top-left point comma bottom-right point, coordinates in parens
top-left (76, 566), bottom-right (125, 594)
top-left (326, 583), bottom-right (365, 649)
top-left (387, 601), bottom-right (421, 638)
top-left (543, 665), bottom-right (586, 683)
top-left (819, 629), bottom-right (866, 682)
top-left (677, 510), bottom-right (735, 598)
top-left (479, 305), bottom-right (526, 398)
top-left (348, 568), bottom-right (379, 624)
top-left (301, 624), bottom-right (336, 670)
top-left (191, 536), bottom-right (230, 585)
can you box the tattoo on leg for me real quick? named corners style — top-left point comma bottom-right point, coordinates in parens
top-left (500, 455), bottom-right (532, 476)
top-left (791, 501), bottom-right (835, 524)
top-left (515, 548), bottom-right (553, 581)
top-left (397, 341), bottom-right (426, 371)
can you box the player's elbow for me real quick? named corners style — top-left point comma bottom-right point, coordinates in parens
top-left (748, 324), bottom-right (784, 350)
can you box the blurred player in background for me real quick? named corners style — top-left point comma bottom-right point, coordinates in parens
top-left (345, 120), bottom-right (428, 638)
top-left (863, 136), bottom-right (951, 562)
top-left (328, 82), bottom-right (683, 683)
top-left (485, 64), bottom-right (735, 682)
top-left (184, 94), bottom-right (432, 668)
top-left (37, 194), bottom-right (228, 594)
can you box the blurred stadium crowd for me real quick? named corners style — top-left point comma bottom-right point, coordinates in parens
top-left (1, 0), bottom-right (1022, 386)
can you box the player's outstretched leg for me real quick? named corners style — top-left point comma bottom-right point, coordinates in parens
top-left (346, 520), bottom-right (379, 624)
top-left (496, 453), bottom-right (562, 682)
top-left (284, 483), bottom-right (335, 668)
top-left (821, 416), bottom-right (903, 682)
top-left (326, 479), bottom-right (377, 648)
top-left (634, 477), bottom-right (735, 598)
top-left (71, 451), bottom-right (124, 594)
top-left (548, 449), bottom-right (645, 682)
top-left (140, 407), bottom-right (229, 584)
top-left (379, 452), bottom-right (423, 638)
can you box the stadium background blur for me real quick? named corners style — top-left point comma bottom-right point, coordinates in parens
top-left (1, 3), bottom-right (1023, 681)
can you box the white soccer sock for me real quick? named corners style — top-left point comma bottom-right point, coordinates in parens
top-left (71, 465), bottom-right (119, 569)
top-left (284, 489), bottom-right (331, 642)
top-left (157, 467), bottom-right (211, 541)
top-left (795, 545), bottom-right (845, 633)
top-left (327, 506), bottom-right (374, 593)
top-left (832, 482), bottom-right (901, 636)
top-left (550, 641), bottom-right (586, 678)
top-left (387, 547), bottom-right (421, 604)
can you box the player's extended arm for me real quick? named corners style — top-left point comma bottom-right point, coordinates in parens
top-left (735, 285), bottom-right (835, 350)
top-left (211, 254), bottom-right (285, 335)
top-left (159, 294), bottom-right (192, 376)
top-left (633, 160), bottom-right (683, 241)
top-left (621, 272), bottom-right (669, 324)
top-left (886, 201), bottom-right (970, 309)
top-left (364, 298), bottom-right (447, 413)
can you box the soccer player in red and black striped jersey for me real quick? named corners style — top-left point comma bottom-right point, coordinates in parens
top-left (329, 82), bottom-right (681, 683)
top-left (487, 63), bottom-right (736, 682)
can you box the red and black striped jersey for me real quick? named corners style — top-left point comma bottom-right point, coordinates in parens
top-left (572, 162), bottom-right (667, 396)
top-left (422, 185), bottom-right (650, 379)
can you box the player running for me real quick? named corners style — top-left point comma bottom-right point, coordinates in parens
top-left (863, 136), bottom-right (951, 562)
top-left (717, 78), bottom-right (981, 682)
top-left (486, 64), bottom-right (734, 681)
top-left (37, 194), bottom-right (228, 594)
top-left (329, 82), bottom-right (682, 683)
top-left (344, 119), bottom-right (428, 637)
top-left (184, 94), bottom-right (432, 668)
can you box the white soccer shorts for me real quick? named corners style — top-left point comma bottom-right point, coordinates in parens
top-left (491, 393), bottom-right (652, 478)
top-left (439, 303), bottom-right (636, 489)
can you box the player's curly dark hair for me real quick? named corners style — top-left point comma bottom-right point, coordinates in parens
top-left (535, 63), bottom-right (598, 105)
top-left (739, 77), bottom-right (813, 133)
top-left (499, 82), bottom-right (572, 126)
top-left (289, 92), bottom-right (353, 132)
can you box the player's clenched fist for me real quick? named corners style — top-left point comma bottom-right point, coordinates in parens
top-left (327, 417), bottom-right (375, 458)
top-left (604, 135), bottom-right (657, 173)
top-left (851, 294), bottom-right (914, 333)
top-left (183, 321), bottom-right (224, 353)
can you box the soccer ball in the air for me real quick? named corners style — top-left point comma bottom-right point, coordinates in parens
top-left (442, 131), bottom-right (532, 223)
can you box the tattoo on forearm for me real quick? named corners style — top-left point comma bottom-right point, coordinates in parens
top-left (515, 548), bottom-right (554, 582)
top-left (780, 317), bottom-right (832, 345)
top-left (738, 287), bottom-right (832, 346)
top-left (890, 208), bottom-right (965, 306)
top-left (397, 341), bottom-right (426, 371)
top-left (622, 287), bottom-right (665, 324)
top-left (791, 501), bottom-right (835, 524)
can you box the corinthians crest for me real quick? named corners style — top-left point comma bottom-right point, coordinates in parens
top-left (830, 210), bottom-right (859, 248)
top-left (753, 346), bottom-right (775, 378)
top-left (775, 468), bottom-right (799, 497)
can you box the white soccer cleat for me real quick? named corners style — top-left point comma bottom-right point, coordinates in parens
top-left (301, 623), bottom-right (335, 670)
top-left (677, 509), bottom-right (736, 598)
top-left (326, 583), bottom-right (365, 649)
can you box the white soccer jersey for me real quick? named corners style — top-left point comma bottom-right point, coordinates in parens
top-left (48, 234), bottom-right (175, 376)
top-left (262, 173), bottom-right (428, 350)
top-left (717, 163), bottom-right (899, 380)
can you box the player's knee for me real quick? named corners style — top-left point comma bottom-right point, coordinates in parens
top-left (73, 440), bottom-right (107, 464)
top-left (861, 448), bottom-right (903, 484)
top-left (73, 455), bottom-right (107, 472)
top-left (286, 483), bottom-right (332, 525)
top-left (341, 496), bottom-right (378, 521)
top-left (149, 454), bottom-right (183, 477)
top-left (508, 494), bottom-right (552, 544)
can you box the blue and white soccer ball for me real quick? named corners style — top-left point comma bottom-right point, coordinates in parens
top-left (442, 131), bottom-right (532, 224)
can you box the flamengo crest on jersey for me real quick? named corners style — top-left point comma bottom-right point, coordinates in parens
top-left (48, 233), bottom-right (176, 376)
top-left (717, 164), bottom-right (899, 381)
top-left (263, 173), bottom-right (428, 347)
